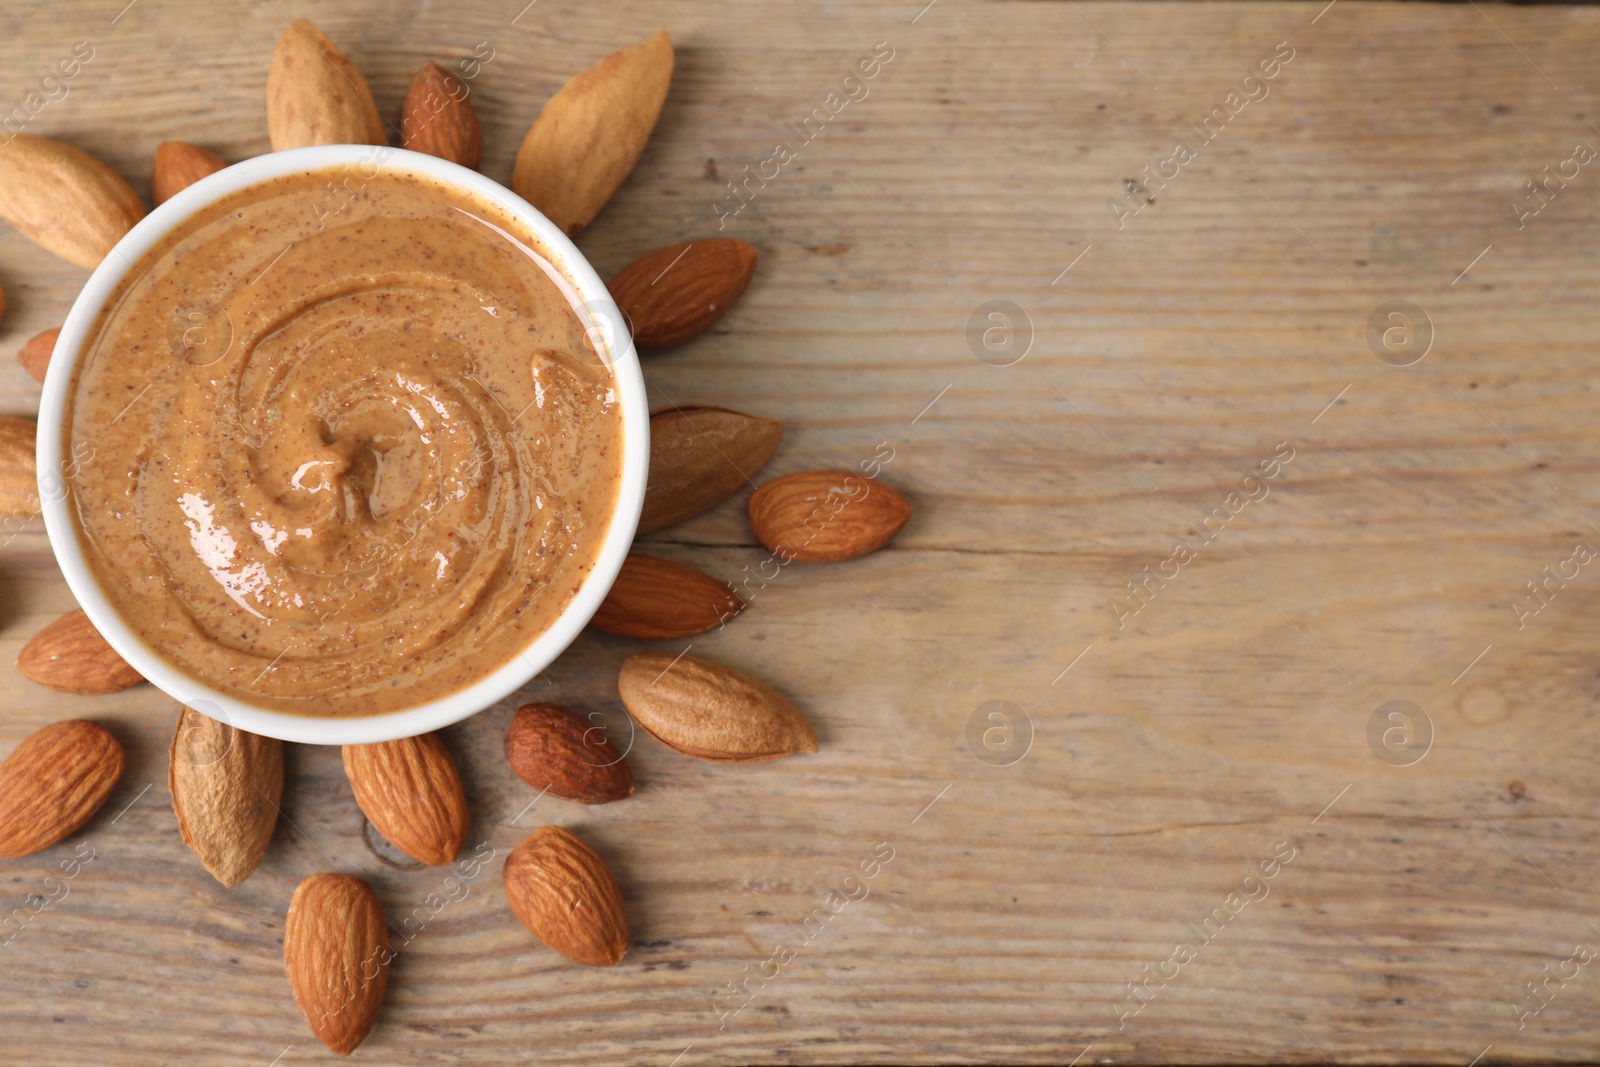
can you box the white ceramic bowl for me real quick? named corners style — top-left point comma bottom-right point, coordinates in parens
top-left (37, 145), bottom-right (647, 745)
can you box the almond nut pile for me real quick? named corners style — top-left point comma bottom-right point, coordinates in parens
top-left (0, 18), bottom-right (913, 1054)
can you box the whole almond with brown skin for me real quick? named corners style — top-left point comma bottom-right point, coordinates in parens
top-left (401, 61), bottom-right (481, 168)
top-left (151, 142), bottom-right (226, 206)
top-left (18, 327), bottom-right (58, 384)
top-left (504, 826), bottom-right (628, 966)
top-left (342, 734), bottom-right (467, 866)
top-left (504, 703), bottom-right (634, 804)
top-left (284, 873), bottom-right (390, 1056)
top-left (0, 134), bottom-right (144, 269)
top-left (610, 238), bottom-right (757, 350)
top-left (513, 30), bottom-right (673, 235)
top-left (169, 705), bottom-right (282, 887)
top-left (592, 553), bottom-right (743, 638)
top-left (749, 470), bottom-right (911, 563)
top-left (617, 653), bottom-right (816, 762)
top-left (0, 415), bottom-right (39, 516)
top-left (0, 719), bottom-right (123, 858)
top-left (17, 610), bottom-right (142, 694)
top-left (267, 19), bottom-right (386, 151)
top-left (640, 406), bottom-right (781, 533)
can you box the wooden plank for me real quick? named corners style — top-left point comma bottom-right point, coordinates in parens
top-left (1, 1), bottom-right (1599, 1063)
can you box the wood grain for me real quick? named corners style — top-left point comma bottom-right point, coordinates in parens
top-left (1, 1), bottom-right (1599, 1063)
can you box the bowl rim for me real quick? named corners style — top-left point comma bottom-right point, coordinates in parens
top-left (36, 144), bottom-right (648, 745)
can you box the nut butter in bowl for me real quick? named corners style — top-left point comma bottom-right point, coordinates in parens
top-left (37, 146), bottom-right (648, 745)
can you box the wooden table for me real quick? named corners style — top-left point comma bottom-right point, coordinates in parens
top-left (2, 1), bottom-right (1599, 1062)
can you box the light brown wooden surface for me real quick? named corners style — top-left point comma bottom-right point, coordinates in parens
top-left (2, 0), bottom-right (1599, 1063)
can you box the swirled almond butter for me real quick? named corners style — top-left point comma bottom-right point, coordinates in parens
top-left (64, 168), bottom-right (624, 716)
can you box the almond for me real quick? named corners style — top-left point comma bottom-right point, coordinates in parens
top-left (168, 705), bottom-right (282, 888)
top-left (342, 733), bottom-right (467, 866)
top-left (18, 327), bottom-right (58, 384)
top-left (749, 470), bottom-right (911, 562)
top-left (151, 142), bottom-right (226, 206)
top-left (610, 238), bottom-right (757, 350)
top-left (592, 553), bottom-right (742, 638)
top-left (504, 703), bottom-right (634, 805)
top-left (0, 719), bottom-right (123, 858)
top-left (512, 30), bottom-right (673, 235)
top-left (640, 406), bottom-right (781, 534)
top-left (0, 415), bottom-right (39, 516)
top-left (17, 610), bottom-right (142, 694)
top-left (284, 873), bottom-right (390, 1056)
top-left (401, 61), bottom-right (481, 168)
top-left (0, 134), bottom-right (144, 269)
top-left (267, 19), bottom-right (386, 151)
top-left (503, 826), bottom-right (628, 966)
top-left (617, 652), bottom-right (816, 762)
